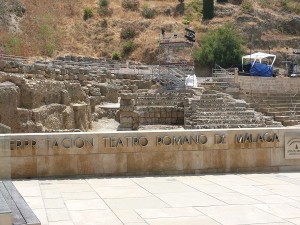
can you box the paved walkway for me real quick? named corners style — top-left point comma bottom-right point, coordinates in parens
top-left (13, 172), bottom-right (300, 225)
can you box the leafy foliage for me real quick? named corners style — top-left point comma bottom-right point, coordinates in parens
top-left (98, 0), bottom-right (113, 16)
top-left (241, 0), bottom-right (253, 13)
top-left (203, 0), bottom-right (214, 20)
top-left (184, 0), bottom-right (202, 23)
top-left (2, 35), bottom-right (21, 55)
top-left (83, 7), bottom-right (93, 20)
top-left (112, 51), bottom-right (120, 60)
top-left (194, 24), bottom-right (244, 68)
top-left (122, 40), bottom-right (134, 57)
top-left (36, 17), bottom-right (61, 56)
top-left (99, 0), bottom-right (109, 7)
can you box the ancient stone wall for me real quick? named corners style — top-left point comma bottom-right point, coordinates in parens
top-left (0, 72), bottom-right (92, 132)
top-left (0, 55), bottom-right (153, 132)
top-left (238, 76), bottom-right (300, 94)
top-left (0, 81), bottom-right (19, 132)
top-left (118, 92), bottom-right (192, 130)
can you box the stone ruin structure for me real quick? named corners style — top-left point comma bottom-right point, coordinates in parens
top-left (117, 91), bottom-right (190, 130)
top-left (117, 87), bottom-right (282, 130)
top-left (0, 55), bottom-right (152, 132)
top-left (3, 54), bottom-right (300, 133)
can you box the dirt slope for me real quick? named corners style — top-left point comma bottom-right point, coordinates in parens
top-left (0, 0), bottom-right (299, 63)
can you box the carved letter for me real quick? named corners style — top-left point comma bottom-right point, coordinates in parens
top-left (156, 136), bottom-right (162, 145)
top-left (62, 138), bottom-right (72, 148)
top-left (103, 138), bottom-right (110, 147)
top-left (138, 137), bottom-right (148, 147)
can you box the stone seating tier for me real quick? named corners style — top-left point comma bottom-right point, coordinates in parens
top-left (184, 89), bottom-right (282, 129)
top-left (188, 118), bottom-right (263, 124)
top-left (186, 123), bottom-right (265, 129)
top-left (192, 111), bottom-right (257, 116)
top-left (260, 107), bottom-right (300, 113)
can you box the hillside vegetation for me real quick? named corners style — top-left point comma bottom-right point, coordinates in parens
top-left (0, 0), bottom-right (299, 64)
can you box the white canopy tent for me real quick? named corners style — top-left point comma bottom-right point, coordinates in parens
top-left (242, 52), bottom-right (276, 67)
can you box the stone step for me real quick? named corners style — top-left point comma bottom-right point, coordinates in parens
top-left (188, 115), bottom-right (260, 121)
top-left (266, 111), bottom-right (300, 117)
top-left (274, 115), bottom-right (300, 121)
top-left (260, 103), bottom-right (300, 108)
top-left (189, 123), bottom-right (265, 129)
top-left (189, 107), bottom-right (247, 112)
top-left (188, 111), bottom-right (257, 116)
top-left (260, 107), bottom-right (300, 113)
top-left (190, 118), bottom-right (262, 124)
top-left (282, 120), bottom-right (299, 126)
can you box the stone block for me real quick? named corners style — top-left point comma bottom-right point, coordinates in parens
top-left (11, 156), bottom-right (37, 178)
top-left (120, 116), bottom-right (133, 124)
top-left (171, 111), bottom-right (178, 118)
top-left (127, 152), bottom-right (153, 173)
top-left (161, 111), bottom-right (167, 118)
top-left (37, 155), bottom-right (78, 177)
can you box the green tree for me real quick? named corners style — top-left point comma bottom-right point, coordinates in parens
top-left (203, 0), bottom-right (214, 20)
top-left (194, 24), bottom-right (244, 68)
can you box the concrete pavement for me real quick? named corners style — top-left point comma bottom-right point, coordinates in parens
top-left (13, 172), bottom-right (300, 225)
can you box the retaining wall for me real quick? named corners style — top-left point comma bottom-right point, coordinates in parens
top-left (2, 127), bottom-right (300, 178)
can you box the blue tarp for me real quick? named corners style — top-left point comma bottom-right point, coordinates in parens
top-left (250, 63), bottom-right (273, 77)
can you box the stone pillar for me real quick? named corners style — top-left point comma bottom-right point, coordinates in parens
top-left (72, 103), bottom-right (91, 131)
top-left (234, 68), bottom-right (239, 83)
top-left (118, 93), bottom-right (139, 130)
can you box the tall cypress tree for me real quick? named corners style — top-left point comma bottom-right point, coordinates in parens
top-left (203, 0), bottom-right (214, 20)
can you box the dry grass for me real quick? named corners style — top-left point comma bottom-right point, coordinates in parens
top-left (0, 0), bottom-right (298, 61)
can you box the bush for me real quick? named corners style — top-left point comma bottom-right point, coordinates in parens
top-left (217, 0), bottom-right (228, 3)
top-left (112, 51), bottom-right (120, 60)
top-left (241, 0), bottom-right (253, 13)
top-left (184, 0), bottom-right (202, 22)
top-left (3, 35), bottom-right (21, 55)
top-left (141, 4), bottom-right (156, 19)
top-left (83, 7), bottom-right (93, 20)
top-left (99, 0), bottom-right (109, 7)
top-left (203, 0), bottom-right (214, 20)
top-left (120, 25), bottom-right (137, 39)
top-left (98, 0), bottom-right (113, 16)
top-left (122, 40), bottom-right (134, 57)
top-left (193, 24), bottom-right (244, 68)
top-left (122, 0), bottom-right (139, 11)
top-left (36, 18), bottom-right (61, 56)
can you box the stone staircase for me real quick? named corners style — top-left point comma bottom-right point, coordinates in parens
top-left (241, 93), bottom-right (300, 126)
top-left (184, 90), bottom-right (282, 129)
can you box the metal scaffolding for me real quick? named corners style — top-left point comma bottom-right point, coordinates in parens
top-left (155, 28), bottom-right (196, 90)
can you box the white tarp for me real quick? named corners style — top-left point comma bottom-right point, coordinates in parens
top-left (185, 74), bottom-right (197, 88)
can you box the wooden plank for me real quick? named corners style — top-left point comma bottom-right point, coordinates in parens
top-left (3, 181), bottom-right (40, 225)
top-left (0, 182), bottom-right (25, 225)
